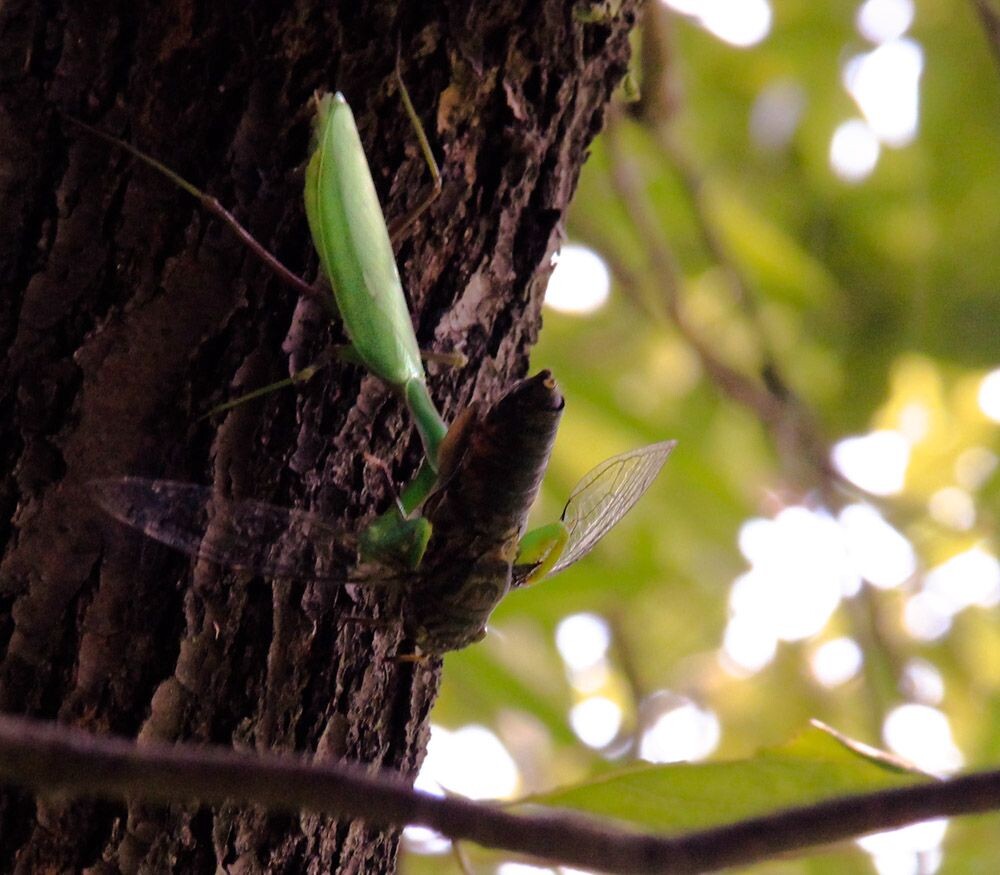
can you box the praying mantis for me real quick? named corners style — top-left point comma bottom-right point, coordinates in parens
top-left (80, 78), bottom-right (676, 655)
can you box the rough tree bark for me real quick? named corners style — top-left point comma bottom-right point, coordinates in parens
top-left (0, 1), bottom-right (639, 871)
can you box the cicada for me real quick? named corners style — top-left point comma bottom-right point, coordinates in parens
top-left (94, 372), bottom-right (674, 654)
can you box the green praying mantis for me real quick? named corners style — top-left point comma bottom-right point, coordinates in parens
top-left (80, 78), bottom-right (676, 655)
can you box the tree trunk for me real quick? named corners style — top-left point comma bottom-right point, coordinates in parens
top-left (0, 1), bottom-right (638, 870)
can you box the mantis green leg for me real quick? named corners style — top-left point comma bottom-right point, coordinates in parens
top-left (200, 345), bottom-right (466, 421)
top-left (64, 117), bottom-right (319, 301)
top-left (358, 497), bottom-right (433, 569)
top-left (358, 397), bottom-right (480, 569)
top-left (514, 522), bottom-right (570, 585)
top-left (386, 63), bottom-right (442, 241)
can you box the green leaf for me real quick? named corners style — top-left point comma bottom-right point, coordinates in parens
top-left (519, 724), bottom-right (925, 832)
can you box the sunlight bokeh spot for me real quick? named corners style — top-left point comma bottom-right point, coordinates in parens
top-left (732, 507), bottom-right (856, 642)
top-left (570, 696), bottom-right (623, 749)
top-left (545, 244), bottom-right (611, 315)
top-left (639, 700), bottom-right (720, 763)
top-left (843, 39), bottom-right (923, 147)
top-left (924, 546), bottom-right (1000, 614)
top-left (901, 658), bottom-right (945, 706)
top-left (721, 612), bottom-right (777, 674)
top-left (569, 660), bottom-right (612, 695)
top-left (977, 367), bottom-right (1000, 421)
top-left (556, 612), bottom-right (611, 671)
top-left (497, 864), bottom-right (556, 874)
top-left (811, 637), bottom-right (863, 688)
top-left (729, 565), bottom-right (842, 642)
top-left (726, 500), bottom-right (925, 671)
top-left (898, 401), bottom-right (930, 443)
top-left (736, 516), bottom-right (778, 565)
top-left (857, 818), bottom-right (948, 875)
top-left (750, 80), bottom-right (806, 150)
top-left (927, 486), bottom-right (976, 531)
top-left (883, 704), bottom-right (963, 775)
top-left (404, 771), bottom-right (450, 855)
top-left (420, 724), bottom-right (521, 799)
top-left (402, 825), bottom-right (451, 857)
top-left (659, 0), bottom-right (701, 13)
top-left (832, 430), bottom-right (909, 495)
top-left (903, 591), bottom-right (952, 641)
top-left (954, 446), bottom-right (998, 490)
top-left (856, 0), bottom-right (914, 44)
top-left (660, 0), bottom-right (772, 47)
top-left (839, 503), bottom-right (916, 589)
top-left (829, 119), bottom-right (880, 182)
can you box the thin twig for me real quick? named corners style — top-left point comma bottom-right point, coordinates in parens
top-left (603, 107), bottom-right (787, 428)
top-left (2, 714), bottom-right (1000, 874)
top-left (65, 115), bottom-right (321, 301)
top-left (607, 93), bottom-right (894, 507)
top-left (971, 0), bottom-right (1000, 72)
top-left (656, 128), bottom-right (790, 398)
top-left (386, 48), bottom-right (443, 243)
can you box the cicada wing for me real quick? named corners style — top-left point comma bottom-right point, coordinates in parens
top-left (546, 440), bottom-right (676, 577)
top-left (91, 477), bottom-right (360, 582)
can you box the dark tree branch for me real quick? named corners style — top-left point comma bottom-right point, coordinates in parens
top-left (2, 713), bottom-right (999, 874)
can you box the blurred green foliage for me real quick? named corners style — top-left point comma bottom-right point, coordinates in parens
top-left (409, 1), bottom-right (1000, 872)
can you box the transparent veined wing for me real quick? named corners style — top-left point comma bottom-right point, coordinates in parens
top-left (91, 478), bottom-right (362, 582)
top-left (547, 440), bottom-right (676, 577)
